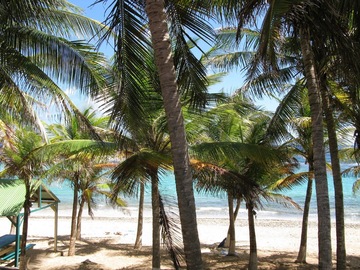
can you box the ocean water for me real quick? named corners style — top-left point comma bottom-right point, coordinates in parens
top-left (44, 165), bottom-right (360, 223)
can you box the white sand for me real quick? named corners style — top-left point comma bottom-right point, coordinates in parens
top-left (0, 210), bottom-right (359, 269)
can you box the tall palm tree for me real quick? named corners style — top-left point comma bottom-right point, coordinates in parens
top-left (99, 1), bottom-right (217, 267)
top-left (206, 1), bottom-right (360, 267)
top-left (110, 104), bottom-right (175, 268)
top-left (203, 27), bottom-right (316, 263)
top-left (268, 83), bottom-right (317, 263)
top-left (101, 33), bottom-right (177, 266)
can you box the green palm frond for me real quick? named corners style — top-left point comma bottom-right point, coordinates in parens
top-left (0, 81), bottom-right (48, 139)
top-left (0, 1), bottom-right (106, 39)
top-left (204, 28), bottom-right (258, 72)
top-left (34, 140), bottom-right (116, 163)
top-left (266, 80), bottom-right (307, 144)
top-left (42, 9), bottom-right (108, 39)
top-left (242, 62), bottom-right (299, 99)
top-left (100, 0), bottom-right (153, 130)
top-left (191, 141), bottom-right (286, 167)
top-left (268, 171), bottom-right (312, 191)
top-left (0, 127), bottom-right (47, 179)
top-left (0, 1), bottom-right (111, 134)
top-left (342, 165), bottom-right (360, 178)
top-left (165, 1), bottom-right (215, 108)
top-left (6, 28), bottom-right (111, 95)
top-left (97, 189), bottom-right (128, 207)
top-left (111, 149), bottom-right (172, 196)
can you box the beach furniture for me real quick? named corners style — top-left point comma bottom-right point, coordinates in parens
top-left (0, 235), bottom-right (17, 261)
top-left (0, 243), bottom-right (35, 262)
top-left (0, 235), bottom-right (16, 250)
top-left (0, 233), bottom-right (36, 267)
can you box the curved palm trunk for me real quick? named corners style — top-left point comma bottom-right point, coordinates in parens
top-left (227, 193), bottom-right (236, 255)
top-left (151, 172), bottom-right (160, 269)
top-left (299, 27), bottom-right (332, 269)
top-left (247, 202), bottom-right (257, 270)
top-left (134, 181), bottom-right (145, 250)
top-left (296, 164), bottom-right (313, 263)
top-left (19, 179), bottom-right (31, 270)
top-left (76, 196), bottom-right (85, 240)
top-left (68, 180), bottom-right (79, 256)
top-left (145, 1), bottom-right (203, 269)
top-left (320, 78), bottom-right (346, 270)
top-left (225, 198), bottom-right (241, 248)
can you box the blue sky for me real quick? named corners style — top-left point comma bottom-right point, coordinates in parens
top-left (68, 0), bottom-right (278, 112)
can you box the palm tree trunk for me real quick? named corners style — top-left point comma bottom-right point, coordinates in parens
top-left (76, 196), bottom-right (85, 240)
top-left (233, 199), bottom-right (241, 221)
top-left (19, 179), bottom-right (31, 270)
top-left (68, 181), bottom-right (79, 256)
top-left (134, 181), bottom-right (145, 250)
top-left (151, 172), bottom-right (160, 270)
top-left (145, 1), bottom-right (203, 269)
top-left (247, 202), bottom-right (257, 270)
top-left (296, 165), bottom-right (313, 263)
top-left (320, 79), bottom-right (346, 269)
top-left (225, 198), bottom-right (241, 248)
top-left (227, 193), bottom-right (236, 255)
top-left (9, 216), bottom-right (16, 234)
top-left (299, 27), bottom-right (332, 269)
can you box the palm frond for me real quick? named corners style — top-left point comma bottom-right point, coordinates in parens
top-left (165, 1), bottom-right (216, 109)
top-left (159, 194), bottom-right (184, 269)
top-left (97, 189), bottom-right (128, 207)
top-left (263, 192), bottom-right (302, 211)
top-left (191, 141), bottom-right (286, 167)
top-left (111, 149), bottom-right (172, 196)
top-left (266, 80), bottom-right (307, 144)
top-left (268, 171), bottom-right (312, 191)
top-left (101, 0), bottom-right (153, 131)
top-left (352, 179), bottom-right (360, 195)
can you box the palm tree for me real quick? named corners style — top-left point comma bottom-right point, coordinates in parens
top-left (99, 1), bottom-right (216, 267)
top-left (100, 34), bottom-right (178, 266)
top-left (206, 1), bottom-right (360, 267)
top-left (187, 94), bottom-right (259, 255)
top-left (46, 108), bottom-right (118, 256)
top-left (0, 0), bottom-right (110, 137)
top-left (0, 125), bottom-right (48, 270)
top-left (110, 106), bottom-right (176, 268)
top-left (268, 83), bottom-right (317, 263)
top-left (189, 95), bottom-right (298, 269)
top-left (134, 179), bottom-right (145, 250)
top-left (202, 28), bottom-right (315, 262)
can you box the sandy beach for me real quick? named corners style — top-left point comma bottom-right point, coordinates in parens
top-left (1, 213), bottom-right (360, 269)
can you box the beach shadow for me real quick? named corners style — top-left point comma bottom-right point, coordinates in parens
top-left (24, 238), bottom-right (360, 270)
top-left (26, 236), bottom-right (174, 270)
top-left (200, 245), bottom-right (320, 270)
top-left (258, 251), bottom-right (318, 270)
top-left (347, 255), bottom-right (360, 270)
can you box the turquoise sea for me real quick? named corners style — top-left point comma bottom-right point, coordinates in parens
top-left (45, 162), bottom-right (360, 223)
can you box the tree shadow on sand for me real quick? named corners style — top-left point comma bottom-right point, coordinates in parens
top-left (24, 237), bottom-right (360, 270)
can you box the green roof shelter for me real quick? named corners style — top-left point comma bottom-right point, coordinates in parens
top-left (0, 179), bottom-right (60, 267)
